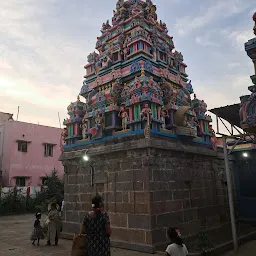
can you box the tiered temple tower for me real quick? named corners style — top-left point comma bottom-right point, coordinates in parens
top-left (63, 0), bottom-right (213, 147)
top-left (60, 1), bottom-right (232, 253)
top-left (240, 12), bottom-right (256, 133)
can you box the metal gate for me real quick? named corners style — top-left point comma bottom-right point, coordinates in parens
top-left (234, 151), bottom-right (256, 222)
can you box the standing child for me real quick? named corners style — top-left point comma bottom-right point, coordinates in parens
top-left (30, 213), bottom-right (44, 246)
top-left (166, 227), bottom-right (188, 256)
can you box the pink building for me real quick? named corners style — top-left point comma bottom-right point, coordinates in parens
top-left (0, 120), bottom-right (64, 187)
top-left (0, 112), bottom-right (13, 126)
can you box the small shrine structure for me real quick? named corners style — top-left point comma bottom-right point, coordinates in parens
top-left (60, 1), bottom-right (233, 253)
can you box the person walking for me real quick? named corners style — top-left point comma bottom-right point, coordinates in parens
top-left (46, 202), bottom-right (61, 246)
top-left (166, 227), bottom-right (188, 256)
top-left (80, 195), bottom-right (111, 256)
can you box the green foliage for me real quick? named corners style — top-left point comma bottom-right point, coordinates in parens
top-left (0, 187), bottom-right (27, 214)
top-left (42, 169), bottom-right (64, 205)
top-left (0, 169), bottom-right (64, 215)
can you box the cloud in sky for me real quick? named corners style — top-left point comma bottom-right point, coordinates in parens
top-left (174, 0), bottom-right (255, 36)
top-left (195, 34), bottom-right (220, 47)
top-left (0, 0), bottom-right (256, 129)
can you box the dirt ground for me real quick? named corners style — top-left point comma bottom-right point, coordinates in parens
top-left (0, 214), bottom-right (256, 256)
top-left (220, 240), bottom-right (256, 256)
top-left (0, 214), bottom-right (161, 256)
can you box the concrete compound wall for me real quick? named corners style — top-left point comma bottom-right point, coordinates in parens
top-left (60, 135), bottom-right (231, 253)
top-left (1, 186), bottom-right (42, 198)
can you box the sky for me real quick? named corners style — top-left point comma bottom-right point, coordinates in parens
top-left (0, 0), bottom-right (256, 129)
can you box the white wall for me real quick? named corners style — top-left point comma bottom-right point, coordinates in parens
top-left (1, 186), bottom-right (42, 198)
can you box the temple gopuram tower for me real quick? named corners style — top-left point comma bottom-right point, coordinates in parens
top-left (60, 0), bottom-right (231, 253)
top-left (240, 12), bottom-right (256, 133)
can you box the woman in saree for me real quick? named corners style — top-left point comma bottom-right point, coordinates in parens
top-left (46, 202), bottom-right (61, 246)
top-left (80, 195), bottom-right (111, 256)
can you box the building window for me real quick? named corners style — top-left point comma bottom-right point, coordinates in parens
top-left (129, 45), bottom-right (134, 54)
top-left (16, 177), bottom-right (26, 187)
top-left (44, 144), bottom-right (53, 157)
top-left (113, 52), bottom-right (119, 62)
top-left (18, 141), bottom-right (28, 152)
top-left (104, 113), bottom-right (112, 127)
top-left (42, 177), bottom-right (48, 185)
top-left (159, 52), bottom-right (166, 62)
top-left (137, 42), bottom-right (143, 50)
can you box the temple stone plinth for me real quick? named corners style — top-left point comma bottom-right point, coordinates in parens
top-left (60, 135), bottom-right (231, 253)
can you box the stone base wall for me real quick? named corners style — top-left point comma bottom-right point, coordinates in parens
top-left (61, 135), bottom-right (230, 253)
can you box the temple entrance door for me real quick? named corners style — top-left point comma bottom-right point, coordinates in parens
top-left (234, 151), bottom-right (256, 223)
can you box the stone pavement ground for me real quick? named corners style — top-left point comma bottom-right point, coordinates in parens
top-left (220, 240), bottom-right (256, 256)
top-left (0, 214), bottom-right (162, 256)
top-left (0, 214), bottom-right (256, 256)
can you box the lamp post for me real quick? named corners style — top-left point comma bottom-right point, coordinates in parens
top-left (83, 154), bottom-right (89, 162)
top-left (83, 152), bottom-right (94, 187)
top-left (222, 136), bottom-right (238, 252)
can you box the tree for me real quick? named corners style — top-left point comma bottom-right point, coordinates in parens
top-left (44, 168), bottom-right (64, 204)
top-left (35, 168), bottom-right (64, 212)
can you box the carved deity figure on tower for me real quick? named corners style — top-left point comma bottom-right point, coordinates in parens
top-left (253, 12), bottom-right (256, 35)
top-left (89, 112), bottom-right (104, 137)
top-left (116, 0), bottom-right (124, 11)
top-left (186, 116), bottom-right (198, 129)
top-left (141, 103), bottom-right (152, 121)
top-left (141, 103), bottom-right (152, 139)
top-left (145, 1), bottom-right (157, 22)
top-left (209, 125), bottom-right (218, 151)
top-left (201, 100), bottom-right (207, 115)
top-left (95, 112), bottom-right (103, 128)
top-left (148, 76), bottom-right (155, 88)
top-left (101, 20), bottom-right (111, 34)
top-left (119, 105), bottom-right (129, 130)
top-left (102, 55), bottom-right (112, 69)
top-left (123, 44), bottom-right (129, 60)
top-left (81, 117), bottom-right (88, 139)
top-left (160, 106), bottom-right (168, 129)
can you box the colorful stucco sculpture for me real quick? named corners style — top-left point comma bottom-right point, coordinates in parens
top-left (63, 0), bottom-right (213, 147)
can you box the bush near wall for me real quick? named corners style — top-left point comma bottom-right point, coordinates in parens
top-left (0, 170), bottom-right (64, 215)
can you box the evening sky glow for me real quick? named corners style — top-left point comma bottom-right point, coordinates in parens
top-left (1, 0), bottom-right (256, 127)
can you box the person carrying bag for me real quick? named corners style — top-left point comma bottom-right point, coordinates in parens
top-left (76, 195), bottom-right (111, 256)
top-left (71, 234), bottom-right (86, 256)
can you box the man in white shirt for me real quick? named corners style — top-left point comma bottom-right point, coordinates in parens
top-left (166, 243), bottom-right (188, 256)
top-left (166, 227), bottom-right (188, 256)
